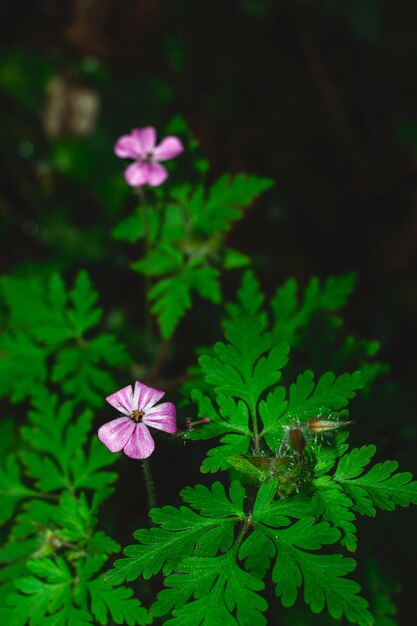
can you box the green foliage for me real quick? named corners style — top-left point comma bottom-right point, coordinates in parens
top-left (112, 175), bottom-right (272, 337)
top-left (106, 481), bottom-right (245, 584)
top-left (240, 482), bottom-right (372, 625)
top-left (0, 457), bottom-right (36, 525)
top-left (0, 382), bottom-right (148, 625)
top-left (6, 550), bottom-right (150, 626)
top-left (104, 273), bottom-right (417, 625)
top-left (327, 445), bottom-right (417, 515)
top-left (155, 553), bottom-right (267, 626)
top-left (271, 273), bottom-right (357, 347)
top-left (0, 271), bottom-right (129, 406)
top-left (147, 265), bottom-right (222, 339)
top-left (260, 369), bottom-right (365, 450)
top-left (188, 271), bottom-right (365, 474)
top-left (108, 475), bottom-right (380, 625)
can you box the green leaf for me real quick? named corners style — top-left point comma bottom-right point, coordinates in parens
top-left (241, 510), bottom-right (372, 626)
top-left (67, 271), bottom-right (102, 336)
top-left (189, 173), bottom-right (273, 236)
top-left (261, 370), bottom-right (365, 449)
top-left (200, 318), bottom-right (288, 410)
top-left (271, 274), bottom-right (356, 347)
top-left (106, 482), bottom-right (244, 584)
top-left (8, 499), bottom-right (58, 542)
top-left (225, 270), bottom-right (265, 319)
top-left (19, 390), bottom-right (117, 495)
top-left (0, 271), bottom-right (129, 406)
top-left (112, 212), bottom-right (145, 243)
top-left (71, 437), bottom-right (118, 489)
top-left (190, 392), bottom-right (254, 473)
top-left (112, 207), bottom-right (160, 244)
top-left (312, 479), bottom-right (357, 551)
top-left (149, 266), bottom-right (221, 338)
top-left (52, 492), bottom-right (92, 543)
top-left (201, 434), bottom-right (251, 473)
top-left (0, 456), bottom-right (36, 524)
top-left (334, 445), bottom-right (417, 515)
top-left (0, 332), bottom-right (48, 403)
top-left (180, 481), bottom-right (245, 518)
top-left (131, 244), bottom-right (183, 276)
top-left (87, 576), bottom-right (151, 625)
top-left (1, 274), bottom-right (70, 346)
top-left (222, 248), bottom-right (251, 269)
top-left (52, 334), bottom-right (128, 407)
top-left (70, 438), bottom-right (118, 491)
top-left (7, 557), bottom-right (77, 625)
top-left (21, 390), bottom-right (92, 484)
top-left (153, 552), bottom-right (267, 625)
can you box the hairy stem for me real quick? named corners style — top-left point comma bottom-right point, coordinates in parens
top-left (249, 397), bottom-right (260, 454)
top-left (137, 187), bottom-right (152, 343)
top-left (234, 512), bottom-right (253, 553)
top-left (142, 458), bottom-right (156, 510)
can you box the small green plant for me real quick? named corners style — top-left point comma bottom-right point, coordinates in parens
top-left (107, 271), bottom-right (417, 625)
top-left (1, 124), bottom-right (415, 626)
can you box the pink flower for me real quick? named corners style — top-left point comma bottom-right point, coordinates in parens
top-left (98, 381), bottom-right (176, 459)
top-left (114, 126), bottom-right (184, 187)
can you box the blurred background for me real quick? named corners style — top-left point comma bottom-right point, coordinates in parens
top-left (1, 1), bottom-right (417, 623)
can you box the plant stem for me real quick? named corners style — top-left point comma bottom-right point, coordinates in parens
top-left (234, 513), bottom-right (253, 552)
top-left (137, 187), bottom-right (152, 343)
top-left (249, 397), bottom-right (260, 453)
top-left (142, 458), bottom-right (156, 510)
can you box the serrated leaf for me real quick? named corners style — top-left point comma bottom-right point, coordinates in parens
top-left (222, 248), bottom-right (251, 269)
top-left (149, 266), bottom-right (221, 338)
top-left (87, 576), bottom-right (151, 625)
top-left (241, 512), bottom-right (372, 626)
top-left (52, 334), bottom-right (128, 407)
top-left (189, 173), bottom-right (273, 236)
top-left (67, 271), bottom-right (102, 336)
top-left (153, 552), bottom-right (267, 626)
top-left (0, 332), bottom-right (48, 403)
top-left (271, 274), bottom-right (356, 347)
top-left (201, 434), bottom-right (251, 473)
top-left (0, 271), bottom-right (129, 407)
top-left (334, 445), bottom-right (417, 515)
top-left (131, 244), bottom-right (183, 276)
top-left (112, 212), bottom-right (145, 243)
top-left (200, 317), bottom-right (288, 412)
top-left (180, 481), bottom-right (245, 518)
top-left (261, 370), bottom-right (365, 449)
top-left (312, 479), bottom-right (357, 551)
top-left (70, 438), bottom-right (118, 491)
top-left (0, 456), bottom-right (36, 524)
top-left (107, 482), bottom-right (245, 584)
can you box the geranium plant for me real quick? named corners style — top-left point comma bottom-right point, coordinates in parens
top-left (1, 124), bottom-right (416, 626)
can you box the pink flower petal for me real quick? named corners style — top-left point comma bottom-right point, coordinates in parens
top-left (124, 162), bottom-right (149, 187)
top-left (106, 385), bottom-right (133, 415)
top-left (135, 381), bottom-right (165, 411)
top-left (114, 134), bottom-right (143, 159)
top-left (154, 136), bottom-right (184, 161)
top-left (132, 127), bottom-right (156, 153)
top-left (98, 417), bottom-right (136, 452)
top-left (143, 402), bottom-right (177, 433)
top-left (147, 162), bottom-right (168, 187)
top-left (123, 423), bottom-right (155, 459)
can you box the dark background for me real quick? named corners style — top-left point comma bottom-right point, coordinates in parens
top-left (1, 1), bottom-right (416, 624)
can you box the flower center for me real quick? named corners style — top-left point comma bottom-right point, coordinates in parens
top-left (143, 151), bottom-right (154, 163)
top-left (130, 409), bottom-right (144, 423)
